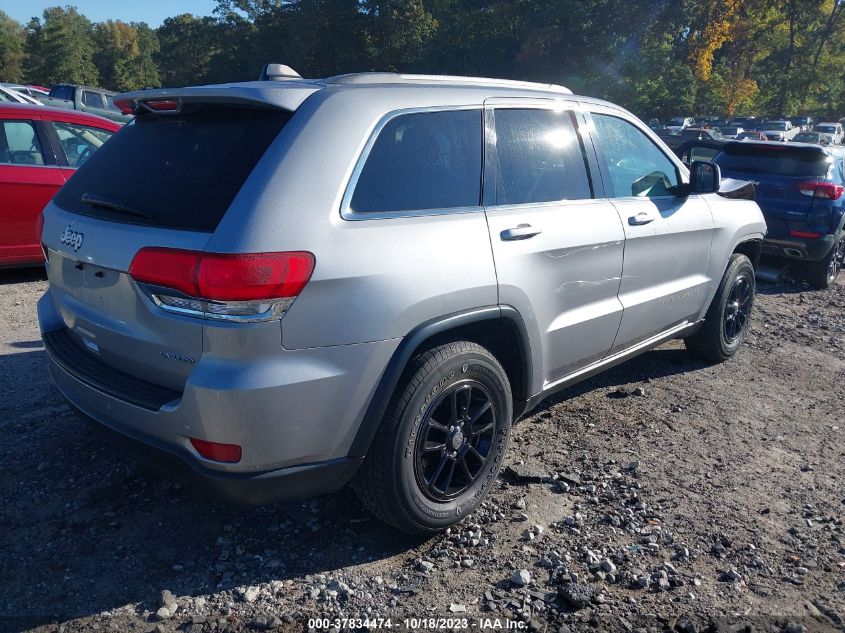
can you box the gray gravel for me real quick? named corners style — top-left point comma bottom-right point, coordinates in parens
top-left (1, 269), bottom-right (844, 632)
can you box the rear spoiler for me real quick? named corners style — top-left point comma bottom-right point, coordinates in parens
top-left (113, 82), bottom-right (319, 115)
top-left (722, 140), bottom-right (829, 158)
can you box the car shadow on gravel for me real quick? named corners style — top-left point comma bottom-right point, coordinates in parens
top-left (0, 266), bottom-right (46, 285)
top-left (530, 346), bottom-right (710, 412)
top-left (0, 357), bottom-right (423, 629)
top-left (0, 337), bottom-right (745, 628)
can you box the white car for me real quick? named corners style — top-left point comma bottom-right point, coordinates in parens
top-left (0, 83), bottom-right (49, 100)
top-left (720, 125), bottom-right (745, 139)
top-left (760, 120), bottom-right (798, 141)
top-left (813, 122), bottom-right (844, 144)
top-left (667, 116), bottom-right (695, 131)
top-left (0, 86), bottom-right (43, 106)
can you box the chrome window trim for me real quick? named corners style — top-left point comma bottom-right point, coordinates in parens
top-left (340, 105), bottom-right (484, 221)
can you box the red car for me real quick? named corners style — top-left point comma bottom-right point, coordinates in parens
top-left (0, 103), bottom-right (121, 267)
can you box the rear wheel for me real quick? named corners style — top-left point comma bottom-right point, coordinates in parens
top-left (353, 341), bottom-right (512, 534)
top-left (685, 254), bottom-right (755, 362)
top-left (806, 233), bottom-right (844, 289)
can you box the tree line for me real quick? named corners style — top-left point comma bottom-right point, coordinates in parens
top-left (0, 0), bottom-right (844, 119)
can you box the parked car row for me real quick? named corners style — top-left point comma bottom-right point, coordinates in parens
top-left (1, 82), bottom-right (132, 124)
top-left (654, 116), bottom-right (844, 148)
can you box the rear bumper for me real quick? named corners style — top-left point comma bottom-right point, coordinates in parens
top-left (38, 289), bottom-right (399, 501)
top-left (761, 234), bottom-right (835, 262)
top-left (70, 403), bottom-right (362, 504)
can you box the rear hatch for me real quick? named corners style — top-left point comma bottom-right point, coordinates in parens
top-left (42, 99), bottom-right (295, 392)
top-left (714, 142), bottom-right (838, 237)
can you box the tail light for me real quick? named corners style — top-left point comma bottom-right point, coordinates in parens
top-left (789, 230), bottom-right (822, 239)
top-left (796, 181), bottom-right (844, 200)
top-left (129, 248), bottom-right (315, 322)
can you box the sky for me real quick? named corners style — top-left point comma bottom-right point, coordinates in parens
top-left (3, 0), bottom-right (219, 27)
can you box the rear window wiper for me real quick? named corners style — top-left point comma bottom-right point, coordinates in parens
top-left (81, 193), bottom-right (152, 219)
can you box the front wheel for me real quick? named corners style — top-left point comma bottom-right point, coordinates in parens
top-left (684, 253), bottom-right (756, 362)
top-left (806, 234), bottom-right (844, 289)
top-left (353, 341), bottom-right (512, 534)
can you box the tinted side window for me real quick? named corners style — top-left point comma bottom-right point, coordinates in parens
top-left (493, 108), bottom-right (591, 205)
top-left (592, 114), bottom-right (679, 198)
top-left (350, 110), bottom-right (482, 213)
top-left (82, 90), bottom-right (105, 109)
top-left (52, 121), bottom-right (115, 168)
top-left (0, 120), bottom-right (45, 165)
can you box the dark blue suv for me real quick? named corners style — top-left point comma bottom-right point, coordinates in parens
top-left (714, 141), bottom-right (845, 288)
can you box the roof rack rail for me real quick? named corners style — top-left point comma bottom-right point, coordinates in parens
top-left (322, 72), bottom-right (571, 94)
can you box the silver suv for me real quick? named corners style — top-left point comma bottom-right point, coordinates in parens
top-left (37, 72), bottom-right (766, 533)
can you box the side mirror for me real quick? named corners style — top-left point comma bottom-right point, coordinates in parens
top-left (690, 160), bottom-right (721, 194)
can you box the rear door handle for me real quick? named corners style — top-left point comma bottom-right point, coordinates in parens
top-left (501, 224), bottom-right (542, 241)
top-left (628, 212), bottom-right (655, 226)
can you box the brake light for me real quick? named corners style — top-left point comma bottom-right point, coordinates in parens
top-left (129, 248), bottom-right (315, 321)
top-left (796, 181), bottom-right (844, 200)
top-left (145, 99), bottom-right (179, 111)
top-left (113, 97), bottom-right (134, 114)
top-left (190, 438), bottom-right (242, 463)
top-left (789, 230), bottom-right (822, 239)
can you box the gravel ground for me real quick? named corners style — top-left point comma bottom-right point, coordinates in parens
top-left (1, 267), bottom-right (844, 633)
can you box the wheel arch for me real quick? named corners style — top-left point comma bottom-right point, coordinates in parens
top-left (348, 306), bottom-right (534, 458)
top-left (732, 237), bottom-right (762, 269)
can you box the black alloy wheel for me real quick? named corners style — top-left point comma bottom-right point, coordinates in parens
top-left (826, 235), bottom-right (845, 285)
top-left (414, 380), bottom-right (496, 501)
top-left (723, 272), bottom-right (754, 343)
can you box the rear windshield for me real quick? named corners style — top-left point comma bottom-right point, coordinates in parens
top-left (50, 85), bottom-right (74, 100)
top-left (714, 145), bottom-right (832, 178)
top-left (54, 104), bottom-right (291, 232)
top-left (816, 125), bottom-right (837, 133)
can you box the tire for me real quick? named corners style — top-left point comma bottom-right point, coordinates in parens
top-left (805, 233), bottom-right (844, 289)
top-left (353, 341), bottom-right (512, 534)
top-left (684, 253), bottom-right (755, 363)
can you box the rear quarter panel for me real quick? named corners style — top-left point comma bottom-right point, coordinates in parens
top-left (204, 86), bottom-right (500, 349)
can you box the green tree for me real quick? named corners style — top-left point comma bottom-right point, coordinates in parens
top-left (133, 22), bottom-right (161, 88)
top-left (155, 14), bottom-right (221, 87)
top-left (37, 6), bottom-right (99, 86)
top-left (0, 10), bottom-right (25, 82)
